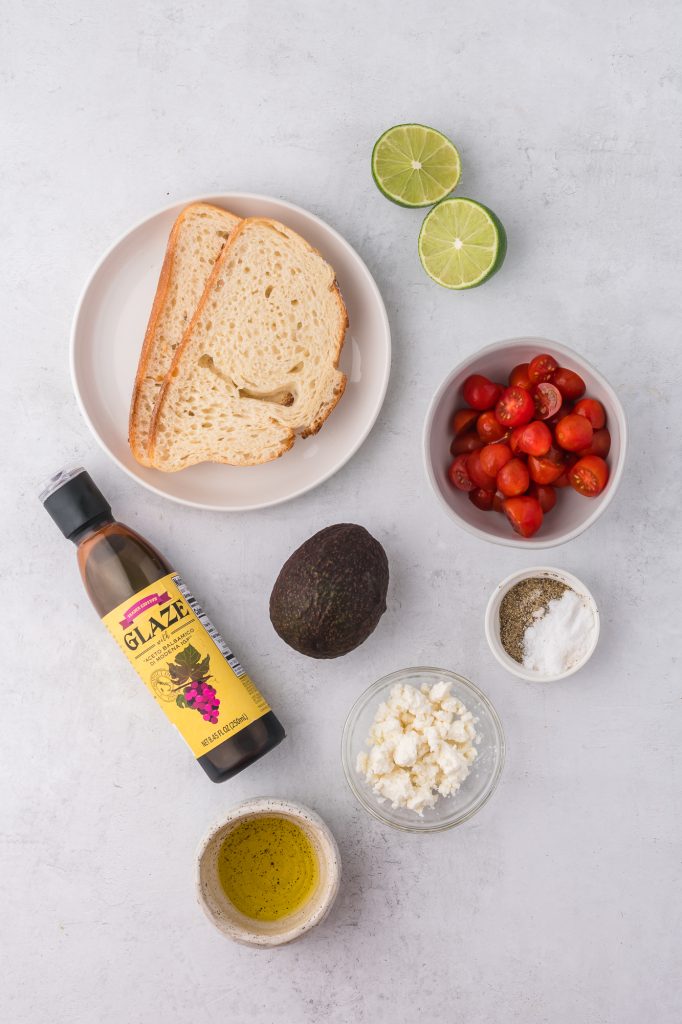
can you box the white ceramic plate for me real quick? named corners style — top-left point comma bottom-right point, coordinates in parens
top-left (71, 193), bottom-right (391, 510)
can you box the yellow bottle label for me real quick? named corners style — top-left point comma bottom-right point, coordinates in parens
top-left (102, 572), bottom-right (270, 757)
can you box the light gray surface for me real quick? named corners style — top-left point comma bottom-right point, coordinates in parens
top-left (2, 2), bottom-right (680, 1022)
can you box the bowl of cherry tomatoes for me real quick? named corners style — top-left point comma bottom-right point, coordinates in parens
top-left (423, 338), bottom-right (627, 547)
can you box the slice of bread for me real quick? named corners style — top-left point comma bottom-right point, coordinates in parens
top-left (148, 217), bottom-right (348, 471)
top-left (129, 203), bottom-right (241, 465)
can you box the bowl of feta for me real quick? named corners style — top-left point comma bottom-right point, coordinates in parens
top-left (342, 667), bottom-right (505, 832)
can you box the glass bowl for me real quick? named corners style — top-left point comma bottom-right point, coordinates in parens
top-left (341, 667), bottom-right (505, 833)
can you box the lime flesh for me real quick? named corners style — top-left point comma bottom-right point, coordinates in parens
top-left (418, 198), bottom-right (506, 289)
top-left (372, 124), bottom-right (461, 208)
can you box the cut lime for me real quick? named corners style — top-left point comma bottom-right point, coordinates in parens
top-left (418, 198), bottom-right (506, 289)
top-left (372, 124), bottom-right (461, 208)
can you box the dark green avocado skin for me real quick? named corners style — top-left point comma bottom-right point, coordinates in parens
top-left (269, 524), bottom-right (389, 659)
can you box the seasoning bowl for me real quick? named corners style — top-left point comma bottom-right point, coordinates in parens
top-left (423, 337), bottom-right (627, 548)
top-left (485, 567), bottom-right (600, 681)
top-left (342, 667), bottom-right (505, 833)
top-left (196, 797), bottom-right (341, 947)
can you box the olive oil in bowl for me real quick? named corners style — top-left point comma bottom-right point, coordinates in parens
top-left (197, 799), bottom-right (341, 946)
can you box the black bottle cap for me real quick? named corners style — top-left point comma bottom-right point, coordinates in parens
top-left (40, 467), bottom-right (112, 541)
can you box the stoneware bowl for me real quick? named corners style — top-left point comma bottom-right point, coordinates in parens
top-left (485, 566), bottom-right (600, 681)
top-left (196, 797), bottom-right (341, 947)
top-left (423, 337), bottom-right (627, 548)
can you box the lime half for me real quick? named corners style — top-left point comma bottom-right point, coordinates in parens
top-left (418, 198), bottom-right (506, 289)
top-left (372, 124), bottom-right (461, 208)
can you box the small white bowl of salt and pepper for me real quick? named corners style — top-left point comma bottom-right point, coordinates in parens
top-left (485, 567), bottom-right (600, 682)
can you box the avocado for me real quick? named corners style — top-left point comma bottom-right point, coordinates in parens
top-left (269, 524), bottom-right (389, 659)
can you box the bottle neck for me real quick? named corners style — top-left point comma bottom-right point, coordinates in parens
top-left (70, 513), bottom-right (115, 546)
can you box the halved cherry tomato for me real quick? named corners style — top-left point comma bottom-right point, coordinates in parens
top-left (495, 386), bottom-right (535, 428)
top-left (466, 449), bottom-right (498, 490)
top-left (480, 442), bottom-right (513, 477)
top-left (528, 447), bottom-right (565, 485)
top-left (551, 367), bottom-right (586, 401)
top-left (477, 410), bottom-right (507, 443)
top-left (448, 454), bottom-right (475, 491)
top-left (555, 413), bottom-right (593, 452)
top-left (469, 488), bottom-right (495, 511)
top-left (492, 491), bottom-right (506, 513)
top-left (532, 382), bottom-right (562, 420)
top-left (503, 496), bottom-right (544, 537)
top-left (463, 374), bottom-right (503, 411)
top-left (569, 455), bottom-right (609, 496)
top-left (528, 353), bottom-right (559, 384)
top-left (519, 421), bottom-right (552, 456)
top-left (573, 397), bottom-right (606, 430)
top-left (497, 457), bottom-right (530, 497)
top-left (452, 408), bottom-right (479, 437)
top-left (528, 483), bottom-right (557, 512)
top-left (509, 425), bottom-right (526, 454)
top-left (581, 427), bottom-right (611, 458)
top-left (450, 433), bottom-right (484, 455)
top-left (509, 363), bottom-right (532, 390)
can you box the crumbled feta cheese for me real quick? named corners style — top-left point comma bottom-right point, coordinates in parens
top-left (355, 680), bottom-right (478, 815)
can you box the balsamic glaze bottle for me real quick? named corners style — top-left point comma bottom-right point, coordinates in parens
top-left (41, 468), bottom-right (285, 782)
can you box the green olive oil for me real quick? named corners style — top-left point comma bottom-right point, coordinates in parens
top-left (217, 816), bottom-right (319, 921)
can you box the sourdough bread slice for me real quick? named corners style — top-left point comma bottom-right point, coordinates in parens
top-left (129, 203), bottom-right (241, 465)
top-left (148, 217), bottom-right (348, 470)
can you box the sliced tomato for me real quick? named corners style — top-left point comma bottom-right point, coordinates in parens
top-left (569, 455), bottom-right (609, 496)
top-left (528, 353), bottom-right (559, 384)
top-left (450, 433), bottom-right (484, 455)
top-left (519, 421), bottom-right (552, 456)
top-left (469, 487), bottom-right (495, 511)
top-left (448, 454), bottom-right (475, 491)
top-left (551, 367), bottom-right (586, 401)
top-left (573, 398), bottom-right (606, 430)
top-left (555, 414), bottom-right (593, 452)
top-left (480, 442), bottom-right (513, 477)
top-left (462, 374), bottom-right (503, 411)
top-left (477, 410), bottom-right (507, 443)
top-left (528, 483), bottom-right (557, 512)
top-left (467, 449), bottom-right (498, 490)
top-left (528, 448), bottom-right (565, 485)
top-left (452, 408), bottom-right (479, 437)
top-left (495, 386), bottom-right (535, 428)
top-left (509, 363), bottom-right (532, 390)
top-left (581, 427), bottom-right (611, 458)
top-left (532, 382), bottom-right (562, 420)
top-left (509, 425), bottom-right (526, 454)
top-left (497, 457), bottom-right (530, 497)
top-left (503, 496), bottom-right (544, 538)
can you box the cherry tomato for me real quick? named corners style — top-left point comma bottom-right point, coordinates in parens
top-left (492, 491), bottom-right (506, 513)
top-left (463, 374), bottom-right (503, 411)
top-left (469, 487), bottom-right (495, 511)
top-left (448, 454), bottom-right (475, 491)
top-left (466, 449), bottom-right (498, 490)
top-left (451, 408), bottom-right (479, 437)
top-left (480, 442), bottom-right (513, 477)
top-left (528, 483), bottom-right (557, 512)
top-left (555, 413), bottom-right (593, 452)
top-left (450, 432), bottom-right (484, 455)
top-left (528, 353), bottom-right (559, 384)
top-left (503, 496), bottom-right (544, 538)
top-left (519, 421), bottom-right (552, 456)
top-left (528, 448), bottom-right (565, 485)
top-left (495, 386), bottom-right (535, 428)
top-left (573, 397), bottom-right (606, 430)
top-left (569, 455), bottom-right (609, 496)
top-left (532, 382), bottom-right (562, 420)
top-left (509, 425), bottom-right (526, 454)
top-left (497, 457), bottom-right (530, 497)
top-left (477, 410), bottom-right (507, 443)
top-left (509, 363), bottom-right (532, 390)
top-left (551, 367), bottom-right (586, 401)
top-left (581, 427), bottom-right (611, 458)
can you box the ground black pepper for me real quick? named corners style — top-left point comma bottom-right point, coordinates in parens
top-left (499, 577), bottom-right (570, 663)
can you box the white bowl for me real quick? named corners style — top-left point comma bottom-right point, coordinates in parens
top-left (196, 798), bottom-right (341, 947)
top-left (423, 337), bottom-right (627, 548)
top-left (485, 566), bottom-right (600, 681)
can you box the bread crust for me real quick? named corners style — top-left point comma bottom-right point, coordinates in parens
top-left (148, 216), bottom-right (349, 470)
top-left (129, 203), bottom-right (239, 466)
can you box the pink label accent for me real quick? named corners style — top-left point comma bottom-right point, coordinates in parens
top-left (119, 591), bottom-right (170, 628)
